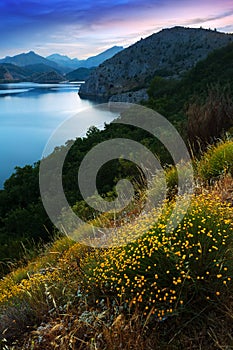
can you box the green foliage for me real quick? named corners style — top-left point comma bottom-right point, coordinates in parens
top-left (197, 140), bottom-right (233, 181)
top-left (146, 43), bottom-right (233, 132)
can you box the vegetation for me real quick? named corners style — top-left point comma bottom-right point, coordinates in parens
top-left (1, 42), bottom-right (233, 275)
top-left (146, 42), bottom-right (233, 133)
top-left (1, 38), bottom-right (233, 349)
top-left (0, 141), bottom-right (233, 348)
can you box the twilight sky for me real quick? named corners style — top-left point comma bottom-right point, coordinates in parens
top-left (0, 0), bottom-right (233, 59)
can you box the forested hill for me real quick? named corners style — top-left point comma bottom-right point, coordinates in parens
top-left (79, 26), bottom-right (233, 100)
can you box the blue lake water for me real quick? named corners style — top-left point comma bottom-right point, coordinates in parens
top-left (0, 82), bottom-right (118, 188)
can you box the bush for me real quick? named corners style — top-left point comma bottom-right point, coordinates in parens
top-left (197, 140), bottom-right (233, 181)
top-left (84, 193), bottom-right (233, 319)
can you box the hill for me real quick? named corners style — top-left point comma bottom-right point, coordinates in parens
top-left (0, 63), bottom-right (64, 83)
top-left (0, 140), bottom-right (233, 349)
top-left (65, 67), bottom-right (95, 81)
top-left (145, 41), bottom-right (233, 127)
top-left (32, 70), bottom-right (65, 83)
top-left (24, 63), bottom-right (62, 74)
top-left (1, 40), bottom-right (233, 271)
top-left (0, 63), bottom-right (33, 82)
top-left (79, 26), bottom-right (233, 100)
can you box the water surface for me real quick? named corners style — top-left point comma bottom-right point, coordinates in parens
top-left (0, 82), bottom-right (117, 187)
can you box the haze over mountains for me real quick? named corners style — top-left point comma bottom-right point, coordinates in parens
top-left (0, 46), bottom-right (123, 83)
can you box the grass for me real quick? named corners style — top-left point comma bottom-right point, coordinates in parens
top-left (0, 140), bottom-right (233, 349)
top-left (196, 140), bottom-right (233, 182)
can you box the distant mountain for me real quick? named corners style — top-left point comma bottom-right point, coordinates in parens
top-left (46, 46), bottom-right (124, 70)
top-left (83, 46), bottom-right (124, 68)
top-left (0, 46), bottom-right (124, 78)
top-left (0, 63), bottom-right (64, 83)
top-left (33, 71), bottom-right (64, 83)
top-left (79, 27), bottom-right (233, 100)
top-left (46, 54), bottom-right (80, 72)
top-left (0, 51), bottom-right (59, 70)
top-left (24, 63), bottom-right (62, 74)
top-left (65, 67), bottom-right (95, 81)
top-left (0, 63), bottom-right (32, 82)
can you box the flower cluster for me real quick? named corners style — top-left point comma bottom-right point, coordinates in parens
top-left (86, 193), bottom-right (233, 319)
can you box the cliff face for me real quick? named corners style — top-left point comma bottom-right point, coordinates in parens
top-left (79, 27), bottom-right (233, 100)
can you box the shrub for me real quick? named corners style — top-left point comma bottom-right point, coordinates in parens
top-left (197, 140), bottom-right (233, 181)
top-left (84, 193), bottom-right (233, 320)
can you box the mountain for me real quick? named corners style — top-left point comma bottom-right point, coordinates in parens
top-left (46, 54), bottom-right (80, 72)
top-left (83, 46), bottom-right (124, 68)
top-left (65, 67), bottom-right (95, 81)
top-left (33, 70), bottom-right (65, 83)
top-left (24, 63), bottom-right (62, 74)
top-left (46, 46), bottom-right (123, 70)
top-left (0, 63), bottom-right (33, 82)
top-left (0, 51), bottom-right (59, 70)
top-left (79, 27), bottom-right (233, 100)
top-left (0, 62), bottom-right (64, 83)
top-left (0, 46), bottom-right (124, 78)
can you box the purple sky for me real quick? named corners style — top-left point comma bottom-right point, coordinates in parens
top-left (1, 0), bottom-right (233, 59)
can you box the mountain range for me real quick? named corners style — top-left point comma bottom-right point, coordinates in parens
top-left (0, 46), bottom-right (123, 83)
top-left (79, 26), bottom-right (233, 101)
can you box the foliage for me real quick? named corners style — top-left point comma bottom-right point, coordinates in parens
top-left (197, 140), bottom-right (233, 181)
top-left (187, 85), bottom-right (233, 146)
top-left (84, 194), bottom-right (233, 319)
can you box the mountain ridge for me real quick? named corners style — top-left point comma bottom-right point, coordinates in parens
top-left (0, 46), bottom-right (124, 75)
top-left (79, 26), bottom-right (233, 100)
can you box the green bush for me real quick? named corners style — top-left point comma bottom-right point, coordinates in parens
top-left (197, 140), bottom-right (233, 181)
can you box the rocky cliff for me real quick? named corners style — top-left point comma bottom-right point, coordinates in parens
top-left (79, 26), bottom-right (233, 101)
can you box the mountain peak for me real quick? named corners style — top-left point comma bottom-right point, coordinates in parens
top-left (79, 26), bottom-right (233, 100)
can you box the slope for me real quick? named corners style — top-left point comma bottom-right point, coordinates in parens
top-left (79, 26), bottom-right (233, 100)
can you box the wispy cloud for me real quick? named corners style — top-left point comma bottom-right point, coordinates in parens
top-left (185, 9), bottom-right (233, 26)
top-left (0, 0), bottom-right (233, 58)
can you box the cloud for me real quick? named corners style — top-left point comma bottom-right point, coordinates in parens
top-left (186, 9), bottom-right (233, 26)
top-left (1, 0), bottom-right (233, 58)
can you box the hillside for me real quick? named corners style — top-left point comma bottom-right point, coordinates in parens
top-left (0, 63), bottom-right (33, 82)
top-left (66, 67), bottom-right (95, 81)
top-left (79, 26), bottom-right (233, 100)
top-left (0, 63), bottom-right (64, 83)
top-left (145, 41), bottom-right (233, 137)
top-left (0, 141), bottom-right (233, 349)
top-left (32, 70), bottom-right (65, 83)
top-left (1, 24), bottom-right (233, 349)
top-left (1, 41), bottom-right (233, 274)
top-left (24, 63), bottom-right (62, 74)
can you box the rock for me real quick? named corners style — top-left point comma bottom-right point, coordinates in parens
top-left (79, 26), bottom-right (233, 100)
top-left (109, 88), bottom-right (148, 103)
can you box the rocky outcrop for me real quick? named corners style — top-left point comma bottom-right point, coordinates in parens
top-left (109, 88), bottom-right (148, 103)
top-left (79, 27), bottom-right (233, 100)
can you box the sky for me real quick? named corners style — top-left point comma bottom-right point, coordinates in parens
top-left (0, 0), bottom-right (233, 59)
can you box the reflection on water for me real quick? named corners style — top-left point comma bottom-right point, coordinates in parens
top-left (0, 82), bottom-right (117, 187)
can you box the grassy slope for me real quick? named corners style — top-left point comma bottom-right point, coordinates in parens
top-left (0, 141), bottom-right (233, 349)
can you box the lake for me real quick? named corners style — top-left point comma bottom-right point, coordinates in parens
top-left (0, 82), bottom-right (118, 188)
